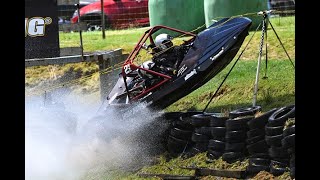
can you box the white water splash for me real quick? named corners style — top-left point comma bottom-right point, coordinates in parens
top-left (25, 89), bottom-right (167, 180)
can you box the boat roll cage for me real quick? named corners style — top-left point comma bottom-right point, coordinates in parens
top-left (121, 25), bottom-right (197, 102)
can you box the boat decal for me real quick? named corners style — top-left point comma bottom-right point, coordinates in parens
top-left (210, 47), bottom-right (224, 61)
top-left (184, 69), bottom-right (197, 81)
top-left (177, 64), bottom-right (187, 77)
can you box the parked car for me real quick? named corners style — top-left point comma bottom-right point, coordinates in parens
top-left (58, 0), bottom-right (99, 22)
top-left (70, 0), bottom-right (149, 30)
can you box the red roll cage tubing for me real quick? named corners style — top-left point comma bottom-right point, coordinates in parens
top-left (121, 25), bottom-right (196, 102)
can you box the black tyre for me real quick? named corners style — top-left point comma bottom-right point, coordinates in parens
top-left (170, 127), bottom-right (193, 141)
top-left (174, 119), bottom-right (194, 131)
top-left (229, 106), bottom-right (262, 119)
top-left (270, 166), bottom-right (287, 176)
top-left (210, 115), bottom-right (228, 127)
top-left (283, 125), bottom-right (295, 137)
top-left (225, 130), bottom-right (247, 141)
top-left (167, 135), bottom-right (190, 154)
top-left (211, 136), bottom-right (226, 142)
top-left (191, 114), bottom-right (212, 127)
top-left (225, 142), bottom-right (246, 152)
top-left (184, 147), bottom-right (202, 158)
top-left (270, 160), bottom-right (288, 176)
top-left (265, 134), bottom-right (283, 147)
top-left (195, 127), bottom-right (213, 137)
top-left (194, 142), bottom-right (209, 152)
top-left (226, 116), bottom-right (252, 131)
top-left (222, 152), bottom-right (245, 163)
top-left (180, 111), bottom-right (204, 122)
top-left (249, 158), bottom-right (270, 166)
top-left (210, 127), bottom-right (226, 138)
top-left (246, 135), bottom-right (265, 145)
top-left (268, 147), bottom-right (289, 159)
top-left (247, 128), bottom-right (265, 139)
top-left (225, 135), bottom-right (247, 143)
top-left (191, 132), bottom-right (210, 143)
top-left (271, 159), bottom-right (289, 168)
top-left (247, 108), bottom-right (278, 129)
top-left (272, 158), bottom-right (289, 165)
top-left (281, 133), bottom-right (295, 149)
top-left (268, 105), bottom-right (295, 127)
top-left (208, 139), bottom-right (225, 151)
top-left (265, 126), bottom-right (284, 136)
top-left (247, 140), bottom-right (269, 154)
top-left (207, 150), bottom-right (223, 160)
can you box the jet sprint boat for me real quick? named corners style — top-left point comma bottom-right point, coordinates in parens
top-left (106, 17), bottom-right (252, 110)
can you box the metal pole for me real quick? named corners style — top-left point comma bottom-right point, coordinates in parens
top-left (253, 14), bottom-right (267, 107)
top-left (76, 3), bottom-right (84, 59)
top-left (100, 0), bottom-right (106, 39)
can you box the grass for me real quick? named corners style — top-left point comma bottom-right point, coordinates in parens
top-left (25, 15), bottom-right (295, 180)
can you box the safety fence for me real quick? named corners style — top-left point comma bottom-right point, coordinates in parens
top-left (269, 0), bottom-right (295, 16)
top-left (57, 0), bottom-right (149, 32)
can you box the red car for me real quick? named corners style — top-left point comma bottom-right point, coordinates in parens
top-left (71, 0), bottom-right (149, 30)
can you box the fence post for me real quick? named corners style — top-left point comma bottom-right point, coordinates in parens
top-left (101, 0), bottom-right (106, 39)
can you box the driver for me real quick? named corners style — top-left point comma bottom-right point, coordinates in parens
top-left (151, 33), bottom-right (186, 75)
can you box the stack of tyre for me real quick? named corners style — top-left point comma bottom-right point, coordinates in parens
top-left (206, 113), bottom-right (229, 160)
top-left (189, 113), bottom-right (215, 155)
top-left (282, 120), bottom-right (295, 179)
top-left (221, 106), bottom-right (262, 163)
top-left (265, 105), bottom-right (295, 177)
top-left (245, 108), bottom-right (278, 175)
top-left (165, 112), bottom-right (199, 157)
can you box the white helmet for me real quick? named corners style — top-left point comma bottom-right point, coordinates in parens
top-left (138, 60), bottom-right (155, 78)
top-left (155, 33), bottom-right (173, 50)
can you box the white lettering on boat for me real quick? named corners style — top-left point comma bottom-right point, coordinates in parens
top-left (177, 64), bottom-right (187, 77)
top-left (210, 47), bottom-right (224, 61)
top-left (184, 69), bottom-right (197, 81)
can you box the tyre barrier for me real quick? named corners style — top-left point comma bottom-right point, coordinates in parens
top-left (162, 104), bottom-right (294, 177)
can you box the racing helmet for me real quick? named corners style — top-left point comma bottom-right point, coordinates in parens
top-left (154, 33), bottom-right (173, 50)
top-left (138, 60), bottom-right (155, 78)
